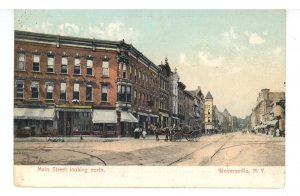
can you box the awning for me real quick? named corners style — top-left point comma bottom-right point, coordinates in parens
top-left (150, 114), bottom-right (159, 118)
top-left (138, 112), bottom-right (148, 116)
top-left (172, 116), bottom-right (179, 120)
top-left (121, 111), bottom-right (138, 123)
top-left (14, 108), bottom-right (55, 120)
top-left (92, 110), bottom-right (117, 123)
top-left (159, 112), bottom-right (169, 118)
top-left (266, 120), bottom-right (277, 126)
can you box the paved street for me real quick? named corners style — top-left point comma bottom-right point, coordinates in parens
top-left (14, 132), bottom-right (285, 166)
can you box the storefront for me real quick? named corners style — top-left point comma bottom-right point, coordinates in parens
top-left (159, 112), bottom-right (169, 128)
top-left (120, 111), bottom-right (138, 137)
top-left (56, 106), bottom-right (92, 136)
top-left (92, 109), bottom-right (117, 137)
top-left (14, 107), bottom-right (56, 136)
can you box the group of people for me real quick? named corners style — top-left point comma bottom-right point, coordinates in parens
top-left (133, 125), bottom-right (147, 139)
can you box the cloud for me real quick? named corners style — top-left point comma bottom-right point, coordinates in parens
top-left (58, 23), bottom-right (80, 35)
top-left (273, 47), bottom-right (283, 55)
top-left (179, 52), bottom-right (186, 64)
top-left (198, 51), bottom-right (225, 68)
top-left (263, 31), bottom-right (268, 35)
top-left (223, 26), bottom-right (238, 44)
top-left (249, 33), bottom-right (265, 45)
top-left (88, 22), bottom-right (137, 43)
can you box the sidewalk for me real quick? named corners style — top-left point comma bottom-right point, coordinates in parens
top-left (14, 135), bottom-right (159, 142)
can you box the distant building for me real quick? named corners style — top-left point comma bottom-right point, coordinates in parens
top-left (205, 91), bottom-right (213, 134)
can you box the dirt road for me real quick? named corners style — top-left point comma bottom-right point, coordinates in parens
top-left (14, 132), bottom-right (285, 166)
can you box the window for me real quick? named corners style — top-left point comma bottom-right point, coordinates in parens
top-left (16, 80), bottom-right (24, 98)
top-left (134, 90), bottom-right (137, 104)
top-left (60, 82), bottom-right (66, 100)
top-left (118, 63), bottom-right (122, 78)
top-left (32, 54), bottom-right (40, 72)
top-left (126, 86), bottom-right (131, 102)
top-left (117, 85), bottom-right (126, 102)
top-left (61, 57), bottom-right (68, 74)
top-left (102, 61), bottom-right (109, 76)
top-left (101, 85), bottom-right (108, 102)
top-left (86, 84), bottom-right (93, 101)
top-left (73, 83), bottom-right (80, 100)
top-left (47, 56), bottom-right (54, 72)
top-left (18, 53), bottom-right (25, 71)
top-left (46, 82), bottom-right (54, 99)
top-left (87, 59), bottom-right (93, 75)
top-left (122, 64), bottom-right (127, 79)
top-left (74, 58), bottom-right (81, 74)
top-left (134, 68), bottom-right (137, 82)
top-left (31, 81), bottom-right (39, 99)
top-left (129, 66), bottom-right (132, 80)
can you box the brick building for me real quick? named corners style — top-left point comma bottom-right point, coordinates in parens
top-left (14, 31), bottom-right (160, 137)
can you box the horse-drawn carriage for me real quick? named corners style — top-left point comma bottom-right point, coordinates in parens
top-left (171, 125), bottom-right (201, 142)
top-left (148, 124), bottom-right (201, 142)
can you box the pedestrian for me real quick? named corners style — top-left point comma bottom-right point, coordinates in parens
top-left (142, 128), bottom-right (147, 139)
top-left (134, 126), bottom-right (140, 139)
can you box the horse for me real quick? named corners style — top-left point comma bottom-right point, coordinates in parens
top-left (148, 124), bottom-right (171, 141)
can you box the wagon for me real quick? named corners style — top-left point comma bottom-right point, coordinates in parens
top-left (171, 125), bottom-right (201, 142)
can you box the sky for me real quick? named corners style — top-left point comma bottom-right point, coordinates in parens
top-left (14, 10), bottom-right (286, 118)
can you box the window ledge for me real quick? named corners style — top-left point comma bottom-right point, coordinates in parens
top-left (45, 99), bottom-right (54, 101)
top-left (29, 98), bottom-right (39, 100)
top-left (46, 72), bottom-right (55, 74)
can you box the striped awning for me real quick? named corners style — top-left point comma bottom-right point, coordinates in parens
top-left (14, 108), bottom-right (55, 121)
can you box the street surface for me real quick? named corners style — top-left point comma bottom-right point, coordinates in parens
top-left (14, 132), bottom-right (285, 166)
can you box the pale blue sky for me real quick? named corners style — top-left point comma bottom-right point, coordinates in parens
top-left (15, 10), bottom-right (286, 118)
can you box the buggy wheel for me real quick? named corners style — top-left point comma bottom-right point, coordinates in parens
top-left (186, 134), bottom-right (194, 141)
top-left (192, 131), bottom-right (201, 142)
top-left (174, 133), bottom-right (182, 141)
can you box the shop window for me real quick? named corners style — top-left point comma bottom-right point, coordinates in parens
top-left (102, 61), bottom-right (109, 76)
top-left (47, 56), bottom-right (54, 73)
top-left (60, 82), bottom-right (66, 100)
top-left (46, 82), bottom-right (54, 99)
top-left (74, 58), bottom-right (81, 75)
top-left (73, 83), bottom-right (80, 100)
top-left (31, 81), bottom-right (39, 99)
top-left (87, 59), bottom-right (93, 75)
top-left (16, 80), bottom-right (24, 98)
top-left (18, 53), bottom-right (25, 71)
top-left (101, 84), bottom-right (108, 102)
top-left (86, 84), bottom-right (93, 101)
top-left (61, 57), bottom-right (68, 74)
top-left (32, 54), bottom-right (40, 72)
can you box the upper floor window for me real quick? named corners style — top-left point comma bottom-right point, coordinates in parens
top-left (86, 59), bottom-right (93, 75)
top-left (47, 56), bottom-right (54, 73)
top-left (32, 54), bottom-right (40, 72)
top-left (73, 83), bottom-right (80, 100)
top-left (86, 84), bottom-right (93, 101)
top-left (122, 64), bottom-right (127, 79)
top-left (17, 53), bottom-right (25, 71)
top-left (31, 81), bottom-right (39, 99)
top-left (16, 80), bottom-right (24, 98)
top-left (74, 58), bottom-right (81, 75)
top-left (60, 82), bottom-right (66, 100)
top-left (117, 85), bottom-right (132, 103)
top-left (134, 68), bottom-right (137, 82)
top-left (46, 82), bottom-right (54, 99)
top-left (61, 57), bottom-right (68, 74)
top-left (102, 61), bottom-right (109, 76)
top-left (134, 90), bottom-right (137, 105)
top-left (129, 65), bottom-right (132, 80)
top-left (101, 84), bottom-right (108, 102)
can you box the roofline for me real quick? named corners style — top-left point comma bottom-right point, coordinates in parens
top-left (15, 30), bottom-right (159, 72)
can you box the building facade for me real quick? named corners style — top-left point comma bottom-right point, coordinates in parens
top-left (14, 30), bottom-right (160, 137)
